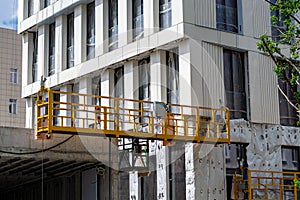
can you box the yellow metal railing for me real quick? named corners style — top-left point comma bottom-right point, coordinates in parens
top-left (234, 169), bottom-right (300, 200)
top-left (36, 87), bottom-right (230, 143)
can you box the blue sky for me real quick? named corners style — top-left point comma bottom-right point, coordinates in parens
top-left (0, 0), bottom-right (18, 30)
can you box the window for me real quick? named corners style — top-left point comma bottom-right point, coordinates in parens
top-left (223, 49), bottom-right (247, 119)
top-left (48, 23), bottom-right (55, 76)
top-left (9, 99), bottom-right (17, 114)
top-left (32, 32), bottom-right (38, 82)
top-left (87, 2), bottom-right (95, 60)
top-left (139, 58), bottom-right (150, 101)
top-left (114, 67), bottom-right (124, 99)
top-left (10, 68), bottom-right (18, 84)
top-left (278, 70), bottom-right (298, 126)
top-left (270, 0), bottom-right (287, 42)
top-left (138, 58), bottom-right (150, 126)
top-left (282, 147), bottom-right (299, 172)
top-left (216, 0), bottom-right (242, 33)
top-left (92, 77), bottom-right (101, 105)
top-left (44, 0), bottom-right (51, 8)
top-left (167, 49), bottom-right (179, 106)
top-left (109, 0), bottom-right (118, 51)
top-left (159, 0), bottom-right (172, 29)
top-left (133, 0), bottom-right (144, 39)
top-left (67, 13), bottom-right (74, 68)
top-left (28, 0), bottom-right (34, 17)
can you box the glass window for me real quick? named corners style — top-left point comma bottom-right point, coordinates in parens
top-left (109, 0), bottom-right (118, 51)
top-left (167, 49), bottom-right (179, 106)
top-left (44, 0), bottom-right (51, 8)
top-left (10, 68), bottom-right (18, 84)
top-left (67, 13), bottom-right (74, 68)
top-left (133, 0), bottom-right (144, 39)
top-left (9, 99), bottom-right (17, 114)
top-left (159, 0), bottom-right (172, 30)
top-left (48, 23), bottom-right (55, 76)
top-left (32, 32), bottom-right (38, 82)
top-left (139, 58), bottom-right (150, 101)
top-left (92, 77), bottom-right (101, 105)
top-left (278, 69), bottom-right (298, 126)
top-left (87, 2), bottom-right (95, 60)
top-left (216, 0), bottom-right (241, 33)
top-left (28, 0), bottom-right (34, 17)
top-left (223, 49), bottom-right (247, 119)
top-left (138, 58), bottom-right (150, 126)
top-left (270, 0), bottom-right (287, 42)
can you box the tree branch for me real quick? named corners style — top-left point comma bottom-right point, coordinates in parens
top-left (277, 84), bottom-right (299, 111)
top-left (265, 0), bottom-right (300, 25)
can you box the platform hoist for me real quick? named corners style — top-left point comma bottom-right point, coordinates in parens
top-left (36, 85), bottom-right (230, 172)
top-left (233, 168), bottom-right (300, 200)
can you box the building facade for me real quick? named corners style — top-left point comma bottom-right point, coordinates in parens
top-left (0, 28), bottom-right (25, 128)
top-left (18, 0), bottom-right (300, 199)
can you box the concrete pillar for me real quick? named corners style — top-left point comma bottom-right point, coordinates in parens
top-left (171, 0), bottom-right (183, 26)
top-left (38, 25), bottom-right (48, 79)
top-left (129, 171), bottom-right (139, 200)
top-left (74, 4), bottom-right (87, 65)
top-left (18, 0), bottom-right (24, 30)
top-left (33, 0), bottom-right (40, 15)
top-left (22, 33), bottom-right (29, 88)
top-left (79, 77), bottom-right (92, 128)
top-left (100, 69), bottom-right (119, 200)
top-left (144, 0), bottom-right (159, 36)
top-left (150, 51), bottom-right (168, 200)
top-left (60, 85), bottom-right (72, 127)
top-left (150, 51), bottom-right (167, 102)
top-left (55, 15), bottom-right (67, 73)
top-left (118, 0), bottom-right (132, 46)
top-left (123, 61), bottom-right (138, 131)
top-left (95, 0), bottom-right (108, 56)
top-left (25, 98), bottom-right (33, 129)
top-left (178, 40), bottom-right (195, 200)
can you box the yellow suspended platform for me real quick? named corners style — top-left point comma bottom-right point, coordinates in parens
top-left (234, 169), bottom-right (300, 200)
top-left (36, 87), bottom-right (230, 144)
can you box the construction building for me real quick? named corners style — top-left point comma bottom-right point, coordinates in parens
top-left (7, 0), bottom-right (300, 199)
top-left (0, 27), bottom-right (25, 128)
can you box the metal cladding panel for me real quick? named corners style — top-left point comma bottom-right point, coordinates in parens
top-left (195, 0), bottom-right (216, 28)
top-left (252, 0), bottom-right (272, 38)
top-left (248, 52), bottom-right (280, 124)
top-left (196, 42), bottom-right (224, 108)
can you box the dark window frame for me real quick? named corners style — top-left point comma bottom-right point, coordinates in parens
top-left (159, 0), bottom-right (172, 30)
top-left (87, 2), bottom-right (95, 60)
top-left (132, 0), bottom-right (144, 39)
top-left (216, 0), bottom-right (243, 34)
top-left (109, 0), bottom-right (118, 51)
top-left (48, 22), bottom-right (55, 76)
top-left (223, 49), bottom-right (248, 120)
top-left (32, 32), bottom-right (38, 82)
top-left (67, 13), bottom-right (74, 68)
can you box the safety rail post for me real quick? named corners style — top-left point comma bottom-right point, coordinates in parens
top-left (115, 99), bottom-right (120, 136)
top-left (71, 104), bottom-right (75, 127)
top-left (248, 170), bottom-right (252, 200)
top-left (195, 108), bottom-right (200, 142)
top-left (280, 178), bottom-right (283, 200)
top-left (225, 107), bottom-right (230, 141)
top-left (48, 89), bottom-right (53, 136)
top-left (294, 173), bottom-right (297, 200)
top-left (103, 107), bottom-right (107, 130)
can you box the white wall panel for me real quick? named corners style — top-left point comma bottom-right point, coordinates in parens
top-left (248, 52), bottom-right (280, 124)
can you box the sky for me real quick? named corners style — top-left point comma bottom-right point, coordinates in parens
top-left (0, 0), bottom-right (18, 30)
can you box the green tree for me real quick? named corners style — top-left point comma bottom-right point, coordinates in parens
top-left (257, 0), bottom-right (300, 124)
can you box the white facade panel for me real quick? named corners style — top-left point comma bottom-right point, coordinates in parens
top-left (249, 52), bottom-right (280, 124)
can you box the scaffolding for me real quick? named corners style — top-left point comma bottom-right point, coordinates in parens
top-left (234, 169), bottom-right (300, 200)
top-left (36, 86), bottom-right (230, 143)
